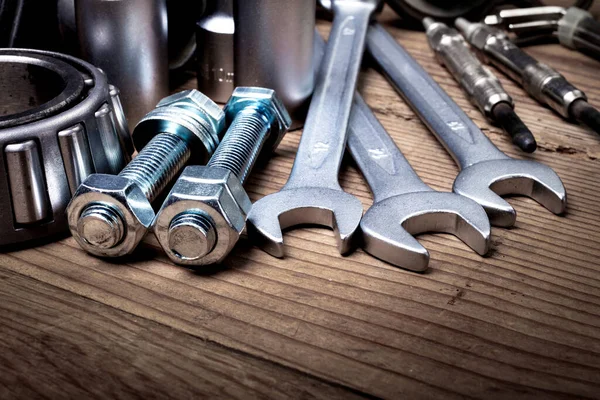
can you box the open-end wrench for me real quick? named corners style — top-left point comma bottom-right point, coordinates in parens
top-left (247, 0), bottom-right (380, 257)
top-left (366, 23), bottom-right (567, 227)
top-left (348, 94), bottom-right (491, 271)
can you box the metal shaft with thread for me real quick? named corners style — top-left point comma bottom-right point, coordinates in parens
top-left (166, 105), bottom-right (275, 261)
top-left (207, 107), bottom-right (273, 183)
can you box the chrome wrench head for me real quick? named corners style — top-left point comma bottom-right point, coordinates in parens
top-left (453, 159), bottom-right (567, 227)
top-left (348, 94), bottom-right (490, 272)
top-left (360, 192), bottom-right (490, 271)
top-left (247, 2), bottom-right (379, 257)
top-left (365, 23), bottom-right (567, 228)
top-left (247, 188), bottom-right (364, 257)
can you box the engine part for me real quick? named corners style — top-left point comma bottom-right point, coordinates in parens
top-left (456, 18), bottom-right (600, 136)
top-left (366, 23), bottom-right (566, 226)
top-left (75, 0), bottom-right (169, 128)
top-left (348, 94), bottom-right (490, 271)
top-left (154, 87), bottom-right (291, 266)
top-left (67, 90), bottom-right (225, 258)
top-left (247, 0), bottom-right (381, 258)
top-left (424, 18), bottom-right (537, 152)
top-left (484, 6), bottom-right (600, 60)
top-left (196, 0), bottom-right (235, 103)
top-left (0, 48), bottom-right (132, 246)
top-left (384, 0), bottom-right (543, 26)
top-left (234, 0), bottom-right (316, 128)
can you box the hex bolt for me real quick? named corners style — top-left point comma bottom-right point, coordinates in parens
top-left (153, 87), bottom-right (291, 266)
top-left (76, 133), bottom-right (190, 248)
top-left (67, 90), bottom-right (226, 258)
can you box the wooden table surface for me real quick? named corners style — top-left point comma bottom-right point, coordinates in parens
top-left (3, 9), bottom-right (600, 400)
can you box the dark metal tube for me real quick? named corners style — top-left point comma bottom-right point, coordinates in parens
top-left (75, 0), bottom-right (169, 127)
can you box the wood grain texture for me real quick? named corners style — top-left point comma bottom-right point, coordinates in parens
top-left (2, 7), bottom-right (600, 399)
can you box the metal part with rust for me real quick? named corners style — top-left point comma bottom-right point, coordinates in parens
top-left (456, 18), bottom-right (600, 136)
top-left (424, 18), bottom-right (537, 152)
top-left (247, 0), bottom-right (381, 258)
top-left (0, 48), bottom-right (131, 246)
top-left (154, 87), bottom-right (291, 266)
top-left (366, 23), bottom-right (567, 227)
top-left (67, 90), bottom-right (225, 258)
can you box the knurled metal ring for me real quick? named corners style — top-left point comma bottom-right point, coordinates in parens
top-left (0, 49), bottom-right (134, 246)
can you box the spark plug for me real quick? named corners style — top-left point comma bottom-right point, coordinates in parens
top-left (424, 18), bottom-right (536, 152)
top-left (456, 18), bottom-right (600, 137)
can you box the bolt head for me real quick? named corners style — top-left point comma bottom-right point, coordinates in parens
top-left (153, 166), bottom-right (252, 266)
top-left (66, 174), bottom-right (155, 257)
top-left (133, 89), bottom-right (225, 163)
top-left (224, 87), bottom-right (292, 152)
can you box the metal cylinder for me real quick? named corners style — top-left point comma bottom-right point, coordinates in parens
top-left (196, 0), bottom-right (235, 103)
top-left (75, 0), bottom-right (169, 127)
top-left (234, 0), bottom-right (316, 128)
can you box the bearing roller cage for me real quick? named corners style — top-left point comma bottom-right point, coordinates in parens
top-left (0, 49), bottom-right (132, 246)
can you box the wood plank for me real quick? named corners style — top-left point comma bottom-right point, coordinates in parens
top-left (0, 268), bottom-right (368, 399)
top-left (2, 6), bottom-right (600, 399)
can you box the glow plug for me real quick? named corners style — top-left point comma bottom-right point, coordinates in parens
top-left (456, 18), bottom-right (600, 137)
top-left (424, 18), bottom-right (537, 152)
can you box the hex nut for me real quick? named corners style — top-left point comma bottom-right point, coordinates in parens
top-left (66, 174), bottom-right (155, 257)
top-left (224, 87), bottom-right (292, 152)
top-left (133, 89), bottom-right (226, 163)
top-left (153, 165), bottom-right (252, 265)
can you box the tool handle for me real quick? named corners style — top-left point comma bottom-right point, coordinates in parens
top-left (347, 94), bottom-right (431, 203)
top-left (559, 7), bottom-right (600, 61)
top-left (366, 23), bottom-right (507, 170)
top-left (285, 2), bottom-right (376, 190)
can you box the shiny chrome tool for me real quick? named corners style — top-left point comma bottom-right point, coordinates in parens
top-left (196, 0), bottom-right (235, 103)
top-left (75, 0), bottom-right (169, 127)
top-left (484, 6), bottom-right (600, 60)
top-left (235, 0), bottom-right (316, 128)
top-left (424, 18), bottom-right (537, 153)
top-left (0, 48), bottom-right (131, 246)
top-left (247, 0), bottom-right (381, 258)
top-left (154, 87), bottom-right (291, 266)
top-left (67, 90), bottom-right (225, 258)
top-left (456, 18), bottom-right (600, 137)
top-left (348, 94), bottom-right (491, 271)
top-left (367, 23), bottom-right (567, 227)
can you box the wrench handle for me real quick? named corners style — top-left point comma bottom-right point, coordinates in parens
top-left (366, 23), bottom-right (508, 170)
top-left (347, 94), bottom-right (431, 203)
top-left (285, 2), bottom-right (376, 190)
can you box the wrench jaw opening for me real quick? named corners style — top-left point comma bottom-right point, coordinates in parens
top-left (247, 187), bottom-right (364, 258)
top-left (453, 159), bottom-right (567, 227)
top-left (360, 192), bottom-right (491, 272)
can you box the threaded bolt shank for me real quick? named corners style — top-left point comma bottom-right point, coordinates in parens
top-left (208, 106), bottom-right (275, 184)
top-left (119, 133), bottom-right (192, 202)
